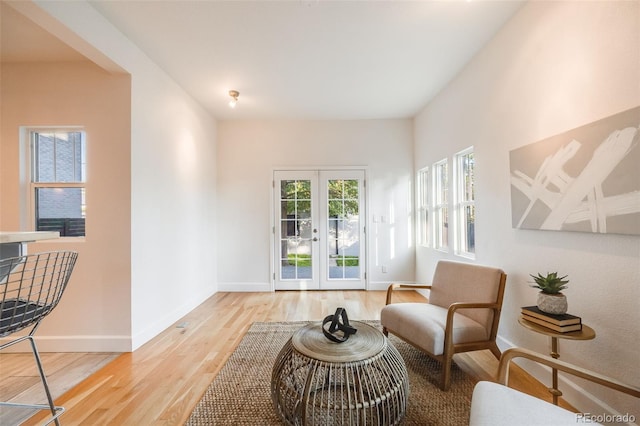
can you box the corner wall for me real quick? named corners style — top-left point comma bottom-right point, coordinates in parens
top-left (217, 119), bottom-right (415, 294)
top-left (4, 0), bottom-right (219, 351)
top-left (414, 1), bottom-right (639, 418)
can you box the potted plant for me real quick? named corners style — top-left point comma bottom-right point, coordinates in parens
top-left (529, 272), bottom-right (569, 315)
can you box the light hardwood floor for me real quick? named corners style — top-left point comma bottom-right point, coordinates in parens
top-left (1, 291), bottom-right (574, 425)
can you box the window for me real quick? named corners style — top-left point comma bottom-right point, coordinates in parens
top-left (432, 159), bottom-right (448, 251)
top-left (454, 148), bottom-right (475, 257)
top-left (416, 167), bottom-right (430, 247)
top-left (30, 130), bottom-right (86, 237)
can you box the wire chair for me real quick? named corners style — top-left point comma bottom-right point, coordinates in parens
top-left (0, 251), bottom-right (78, 426)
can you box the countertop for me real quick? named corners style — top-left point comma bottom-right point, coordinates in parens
top-left (0, 231), bottom-right (60, 244)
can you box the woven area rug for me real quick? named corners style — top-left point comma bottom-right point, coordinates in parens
top-left (186, 321), bottom-right (475, 425)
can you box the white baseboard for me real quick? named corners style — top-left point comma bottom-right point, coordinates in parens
top-left (0, 335), bottom-right (131, 353)
top-left (218, 281), bottom-right (416, 292)
top-left (368, 281), bottom-right (391, 291)
top-left (496, 333), bottom-right (516, 353)
top-left (0, 287), bottom-right (220, 353)
top-left (368, 281), bottom-right (419, 291)
top-left (130, 286), bottom-right (218, 350)
top-left (217, 282), bottom-right (273, 292)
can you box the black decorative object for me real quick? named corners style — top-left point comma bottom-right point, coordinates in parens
top-left (321, 307), bottom-right (357, 343)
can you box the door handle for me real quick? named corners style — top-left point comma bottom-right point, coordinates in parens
top-left (313, 237), bottom-right (318, 242)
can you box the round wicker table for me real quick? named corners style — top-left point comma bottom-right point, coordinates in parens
top-left (271, 321), bottom-right (409, 426)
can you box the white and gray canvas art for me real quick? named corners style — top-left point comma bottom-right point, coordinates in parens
top-left (510, 106), bottom-right (640, 235)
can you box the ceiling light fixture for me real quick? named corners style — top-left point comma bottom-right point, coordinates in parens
top-left (228, 90), bottom-right (239, 108)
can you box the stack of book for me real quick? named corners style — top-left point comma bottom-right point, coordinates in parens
top-left (521, 306), bottom-right (582, 332)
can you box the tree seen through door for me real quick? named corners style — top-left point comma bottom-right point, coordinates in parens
top-left (280, 179), bottom-right (313, 279)
top-left (327, 179), bottom-right (360, 279)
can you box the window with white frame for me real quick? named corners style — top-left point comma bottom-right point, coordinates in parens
top-left (432, 159), bottom-right (448, 251)
top-left (454, 148), bottom-right (475, 257)
top-left (30, 130), bottom-right (86, 237)
top-left (416, 167), bottom-right (430, 247)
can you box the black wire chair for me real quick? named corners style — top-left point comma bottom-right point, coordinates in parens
top-left (0, 251), bottom-right (78, 426)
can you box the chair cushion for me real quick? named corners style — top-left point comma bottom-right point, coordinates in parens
top-left (381, 303), bottom-right (488, 356)
top-left (470, 381), bottom-right (593, 425)
top-left (0, 299), bottom-right (49, 336)
top-left (429, 261), bottom-right (504, 334)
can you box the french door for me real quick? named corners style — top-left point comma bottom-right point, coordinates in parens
top-left (274, 170), bottom-right (366, 290)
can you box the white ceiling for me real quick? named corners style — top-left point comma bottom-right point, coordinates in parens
top-left (3, 0), bottom-right (525, 120)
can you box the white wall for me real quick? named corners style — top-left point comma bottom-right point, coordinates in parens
top-left (414, 1), bottom-right (639, 419)
top-left (128, 69), bottom-right (218, 349)
top-left (217, 119), bottom-right (415, 293)
top-left (6, 0), bottom-right (219, 351)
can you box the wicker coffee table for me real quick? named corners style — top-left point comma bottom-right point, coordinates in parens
top-left (271, 321), bottom-right (409, 426)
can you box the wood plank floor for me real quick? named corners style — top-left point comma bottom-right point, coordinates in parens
top-left (0, 291), bottom-right (574, 425)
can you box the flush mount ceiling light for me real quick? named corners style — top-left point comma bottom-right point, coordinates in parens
top-left (228, 90), bottom-right (239, 108)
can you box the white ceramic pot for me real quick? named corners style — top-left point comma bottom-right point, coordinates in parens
top-left (537, 292), bottom-right (568, 315)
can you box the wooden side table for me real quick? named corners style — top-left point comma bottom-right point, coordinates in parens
top-left (518, 317), bottom-right (596, 405)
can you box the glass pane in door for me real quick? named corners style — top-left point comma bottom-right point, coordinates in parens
top-left (327, 179), bottom-right (360, 280)
top-left (279, 179), bottom-right (313, 280)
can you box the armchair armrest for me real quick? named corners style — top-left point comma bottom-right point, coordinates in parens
top-left (448, 301), bottom-right (501, 311)
top-left (444, 302), bottom-right (501, 336)
top-left (498, 348), bottom-right (640, 398)
top-left (385, 283), bottom-right (432, 305)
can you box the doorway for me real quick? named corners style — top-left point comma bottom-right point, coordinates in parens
top-left (274, 169), bottom-right (366, 290)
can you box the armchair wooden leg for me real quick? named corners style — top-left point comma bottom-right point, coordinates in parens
top-left (489, 343), bottom-right (501, 360)
top-left (441, 356), bottom-right (452, 391)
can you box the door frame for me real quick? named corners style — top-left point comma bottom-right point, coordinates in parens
top-left (270, 166), bottom-right (369, 291)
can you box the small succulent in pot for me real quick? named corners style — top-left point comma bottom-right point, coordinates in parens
top-left (529, 272), bottom-right (569, 294)
top-left (529, 272), bottom-right (569, 314)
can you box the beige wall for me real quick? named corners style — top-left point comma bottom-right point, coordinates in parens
top-left (414, 0), bottom-right (639, 418)
top-left (0, 61), bottom-right (133, 350)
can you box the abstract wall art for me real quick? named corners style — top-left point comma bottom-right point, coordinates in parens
top-left (509, 106), bottom-right (640, 235)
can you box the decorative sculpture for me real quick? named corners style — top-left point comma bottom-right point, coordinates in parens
top-left (321, 307), bottom-right (357, 343)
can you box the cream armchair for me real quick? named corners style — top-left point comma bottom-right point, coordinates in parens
top-left (381, 260), bottom-right (507, 390)
top-left (470, 347), bottom-right (640, 425)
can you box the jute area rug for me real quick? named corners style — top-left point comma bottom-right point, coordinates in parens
top-left (186, 321), bottom-right (475, 425)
